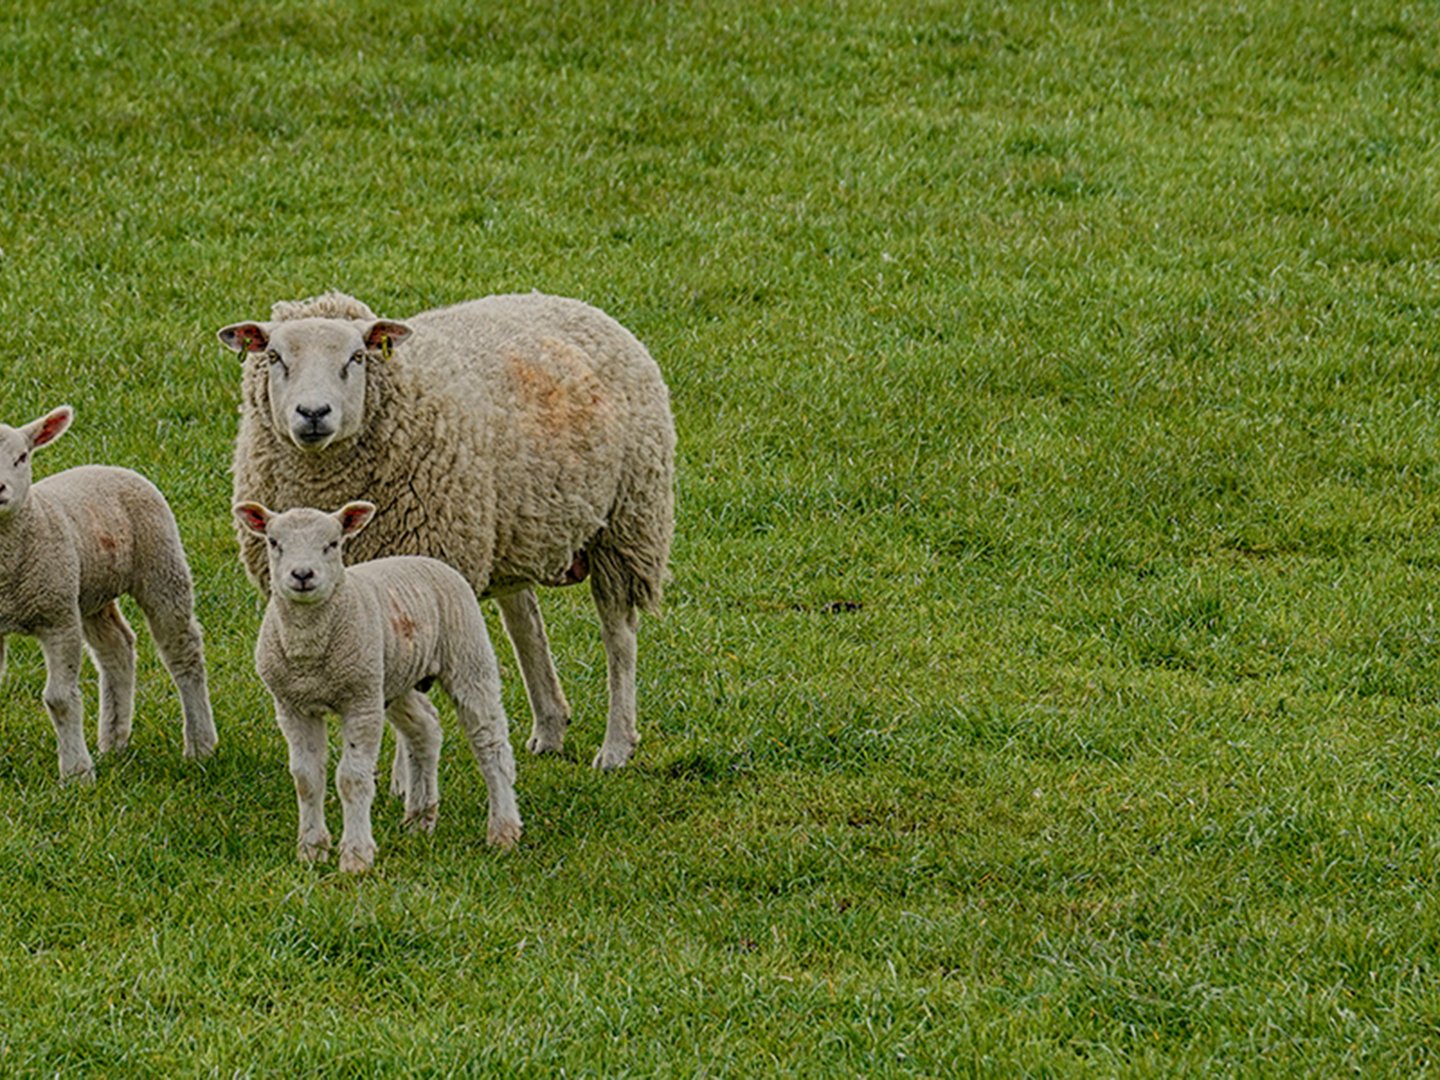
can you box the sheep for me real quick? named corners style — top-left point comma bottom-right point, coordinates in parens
top-left (234, 499), bottom-right (522, 872)
top-left (220, 291), bottom-right (675, 771)
top-left (0, 405), bottom-right (216, 782)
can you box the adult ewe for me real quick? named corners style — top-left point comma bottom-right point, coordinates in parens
top-left (220, 291), bottom-right (674, 769)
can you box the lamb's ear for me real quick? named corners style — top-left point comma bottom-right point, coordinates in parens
top-left (233, 502), bottom-right (273, 537)
top-left (219, 323), bottom-right (271, 354)
top-left (364, 321), bottom-right (412, 355)
top-left (23, 405), bottom-right (73, 451)
top-left (335, 501), bottom-right (377, 538)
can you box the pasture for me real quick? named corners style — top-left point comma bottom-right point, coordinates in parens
top-left (2, 0), bottom-right (1439, 1072)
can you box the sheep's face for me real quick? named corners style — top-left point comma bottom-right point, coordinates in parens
top-left (219, 317), bottom-right (411, 452)
top-left (234, 501), bottom-right (377, 605)
top-left (0, 406), bottom-right (72, 518)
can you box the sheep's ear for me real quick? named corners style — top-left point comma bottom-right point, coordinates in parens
top-left (233, 502), bottom-right (273, 537)
top-left (219, 323), bottom-right (271, 353)
top-left (23, 406), bottom-right (73, 450)
top-left (364, 321), bottom-right (412, 355)
top-left (335, 501), bottom-right (377, 538)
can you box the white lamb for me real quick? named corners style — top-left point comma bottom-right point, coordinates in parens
top-left (234, 499), bottom-right (522, 873)
top-left (0, 406), bottom-right (216, 781)
top-left (220, 291), bottom-right (674, 772)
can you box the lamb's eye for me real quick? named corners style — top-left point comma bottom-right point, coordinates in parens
top-left (14, 452), bottom-right (26, 466)
top-left (324, 540), bottom-right (339, 553)
top-left (267, 537), bottom-right (278, 550)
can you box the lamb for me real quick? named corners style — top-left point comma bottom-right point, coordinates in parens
top-left (234, 499), bottom-right (522, 872)
top-left (220, 291), bottom-right (675, 771)
top-left (0, 405), bottom-right (216, 782)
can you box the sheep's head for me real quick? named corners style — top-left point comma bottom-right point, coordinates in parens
top-left (233, 500), bottom-right (377, 605)
top-left (218, 317), bottom-right (411, 451)
top-left (0, 406), bottom-right (72, 516)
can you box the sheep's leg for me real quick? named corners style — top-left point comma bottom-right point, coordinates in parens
top-left (83, 601), bottom-right (137, 755)
top-left (388, 735), bottom-right (411, 800)
top-left (446, 643), bottom-right (522, 848)
top-left (387, 690), bottom-right (441, 833)
top-left (496, 589), bottom-right (570, 756)
top-left (138, 596), bottom-right (217, 760)
top-left (276, 704), bottom-right (330, 862)
top-left (335, 702), bottom-right (385, 872)
top-left (590, 579), bottom-right (641, 770)
top-left (37, 625), bottom-right (94, 783)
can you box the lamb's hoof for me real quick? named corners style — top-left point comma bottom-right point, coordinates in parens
top-left (403, 803), bottom-right (439, 833)
top-left (487, 819), bottom-right (522, 849)
top-left (339, 845), bottom-right (376, 873)
top-left (388, 773), bottom-right (408, 800)
top-left (297, 834), bottom-right (332, 863)
top-left (526, 732), bottom-right (565, 756)
top-left (183, 730), bottom-right (218, 760)
top-left (591, 742), bottom-right (636, 770)
top-left (60, 764), bottom-right (97, 786)
top-left (98, 732), bottom-right (131, 755)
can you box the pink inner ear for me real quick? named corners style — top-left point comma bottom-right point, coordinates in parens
top-left (339, 504), bottom-right (374, 535)
top-left (32, 410), bottom-right (71, 448)
top-left (365, 321), bottom-right (409, 350)
top-left (235, 505), bottom-right (269, 535)
top-left (234, 325), bottom-right (268, 352)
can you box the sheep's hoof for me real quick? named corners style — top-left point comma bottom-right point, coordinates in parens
top-left (526, 732), bottom-right (565, 756)
top-left (487, 819), bottom-right (522, 849)
top-left (403, 803), bottom-right (439, 833)
top-left (297, 834), bottom-right (332, 863)
top-left (339, 845), bottom-right (376, 873)
top-left (98, 731), bottom-right (131, 755)
top-left (60, 764), bottom-right (97, 786)
top-left (388, 772), bottom-right (408, 800)
top-left (591, 742), bottom-right (636, 771)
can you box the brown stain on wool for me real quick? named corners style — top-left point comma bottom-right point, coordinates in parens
top-left (506, 339), bottom-right (609, 440)
top-left (392, 612), bottom-right (417, 641)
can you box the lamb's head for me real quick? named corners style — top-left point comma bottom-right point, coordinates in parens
top-left (0, 406), bottom-right (72, 516)
top-left (233, 500), bottom-right (377, 605)
top-left (218, 316), bottom-right (411, 451)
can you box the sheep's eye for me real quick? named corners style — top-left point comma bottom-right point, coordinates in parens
top-left (324, 540), bottom-right (339, 553)
top-left (266, 350), bottom-right (288, 374)
top-left (14, 452), bottom-right (26, 466)
top-left (267, 537), bottom-right (278, 550)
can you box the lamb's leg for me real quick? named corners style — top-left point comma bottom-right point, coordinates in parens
top-left (387, 690), bottom-right (442, 833)
top-left (446, 642), bottom-right (522, 848)
top-left (138, 596), bottom-right (217, 760)
top-left (37, 625), bottom-right (94, 783)
top-left (590, 577), bottom-right (641, 770)
top-left (388, 736), bottom-right (411, 800)
top-left (83, 600), bottom-right (137, 755)
top-left (276, 704), bottom-right (330, 862)
top-left (496, 589), bottom-right (570, 756)
top-left (335, 702), bottom-right (385, 872)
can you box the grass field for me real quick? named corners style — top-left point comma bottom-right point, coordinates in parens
top-left (2, 0), bottom-right (1440, 1073)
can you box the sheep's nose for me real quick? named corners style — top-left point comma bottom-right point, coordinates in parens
top-left (296, 404), bottom-right (332, 421)
top-left (290, 567), bottom-right (315, 585)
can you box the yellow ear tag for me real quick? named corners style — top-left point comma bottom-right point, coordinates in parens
top-left (380, 336), bottom-right (393, 361)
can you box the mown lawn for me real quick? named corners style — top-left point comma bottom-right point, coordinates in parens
top-left (2, 0), bottom-right (1440, 1073)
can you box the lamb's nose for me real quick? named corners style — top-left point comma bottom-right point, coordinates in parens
top-left (290, 567), bottom-right (315, 585)
top-left (296, 404), bottom-right (331, 421)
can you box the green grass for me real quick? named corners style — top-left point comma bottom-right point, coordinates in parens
top-left (2, 0), bottom-right (1440, 1072)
